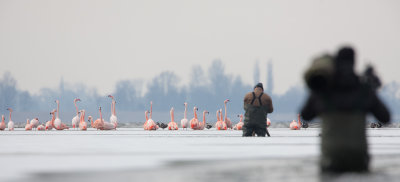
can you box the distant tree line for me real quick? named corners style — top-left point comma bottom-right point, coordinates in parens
top-left (0, 60), bottom-right (399, 120)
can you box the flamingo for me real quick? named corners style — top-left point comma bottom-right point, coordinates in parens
top-left (197, 110), bottom-right (209, 130)
top-left (267, 118), bottom-right (271, 128)
top-left (181, 102), bottom-right (189, 129)
top-left (54, 100), bottom-right (69, 130)
top-left (290, 114), bottom-right (302, 130)
top-left (45, 109), bottom-right (56, 130)
top-left (71, 98), bottom-right (81, 130)
top-left (144, 102), bottom-right (157, 130)
top-left (216, 109), bottom-right (227, 130)
top-left (234, 114), bottom-right (244, 130)
top-left (79, 110), bottom-right (87, 130)
top-left (0, 115), bottom-right (5, 130)
top-left (223, 99), bottom-right (232, 129)
top-left (37, 124), bottom-right (45, 131)
top-left (190, 107), bottom-right (199, 130)
top-left (7, 108), bottom-right (14, 131)
top-left (167, 107), bottom-right (178, 130)
top-left (97, 107), bottom-right (116, 130)
top-left (143, 110), bottom-right (149, 129)
top-left (30, 118), bottom-right (39, 130)
top-left (108, 95), bottom-right (118, 127)
top-left (25, 119), bottom-right (33, 130)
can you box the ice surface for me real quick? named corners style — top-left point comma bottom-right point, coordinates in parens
top-left (1, 128), bottom-right (400, 182)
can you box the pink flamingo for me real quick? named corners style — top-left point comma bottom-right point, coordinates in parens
top-left (54, 100), bottom-right (69, 130)
top-left (190, 107), bottom-right (199, 130)
top-left (7, 108), bottom-right (14, 131)
top-left (25, 119), bottom-right (33, 130)
top-left (168, 107), bottom-right (178, 130)
top-left (108, 95), bottom-right (118, 127)
top-left (197, 110), bottom-right (209, 130)
top-left (216, 109), bottom-right (227, 130)
top-left (144, 102), bottom-right (157, 130)
top-left (45, 109), bottom-right (56, 130)
top-left (181, 102), bottom-right (189, 129)
top-left (37, 124), bottom-right (45, 131)
top-left (143, 110), bottom-right (149, 129)
top-left (30, 118), bottom-right (39, 130)
top-left (79, 110), bottom-right (87, 130)
top-left (71, 98), bottom-right (81, 129)
top-left (289, 114), bottom-right (301, 130)
top-left (98, 107), bottom-right (116, 130)
top-left (0, 115), bottom-right (5, 130)
top-left (234, 114), bottom-right (244, 130)
top-left (223, 99), bottom-right (232, 129)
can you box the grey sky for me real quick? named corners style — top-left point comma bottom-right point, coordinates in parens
top-left (1, 0), bottom-right (399, 95)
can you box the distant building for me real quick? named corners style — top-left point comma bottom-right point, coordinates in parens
top-left (266, 60), bottom-right (274, 94)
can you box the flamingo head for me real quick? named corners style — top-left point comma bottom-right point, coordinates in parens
top-left (99, 107), bottom-right (102, 111)
top-left (204, 110), bottom-right (209, 115)
top-left (55, 100), bottom-right (59, 104)
top-left (170, 107), bottom-right (174, 112)
top-left (108, 95), bottom-right (114, 99)
top-left (35, 118), bottom-right (39, 121)
top-left (184, 102), bottom-right (187, 106)
top-left (75, 98), bottom-right (81, 102)
top-left (224, 99), bottom-right (230, 104)
top-left (145, 110), bottom-right (149, 115)
top-left (194, 107), bottom-right (198, 111)
top-left (6, 108), bottom-right (12, 112)
top-left (87, 116), bottom-right (92, 121)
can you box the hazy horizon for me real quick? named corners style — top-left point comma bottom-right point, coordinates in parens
top-left (1, 0), bottom-right (400, 95)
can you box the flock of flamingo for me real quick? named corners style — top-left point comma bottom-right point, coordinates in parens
top-left (0, 95), bottom-right (306, 131)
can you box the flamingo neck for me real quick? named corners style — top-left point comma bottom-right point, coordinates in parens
top-left (170, 109), bottom-right (174, 123)
top-left (1, 116), bottom-right (4, 123)
top-left (219, 110), bottom-right (223, 121)
top-left (27, 119), bottom-right (29, 124)
top-left (145, 111), bottom-right (149, 121)
top-left (90, 117), bottom-right (93, 126)
top-left (9, 110), bottom-right (12, 121)
top-left (298, 115), bottom-right (301, 128)
top-left (203, 112), bottom-right (206, 124)
top-left (113, 100), bottom-right (116, 115)
top-left (194, 108), bottom-right (197, 119)
top-left (100, 109), bottom-right (103, 124)
top-left (216, 111), bottom-right (219, 121)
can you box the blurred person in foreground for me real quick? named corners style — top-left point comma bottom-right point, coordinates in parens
top-left (243, 83), bottom-right (273, 137)
top-left (300, 46), bottom-right (390, 173)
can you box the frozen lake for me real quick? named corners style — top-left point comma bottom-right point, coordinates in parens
top-left (1, 128), bottom-right (400, 182)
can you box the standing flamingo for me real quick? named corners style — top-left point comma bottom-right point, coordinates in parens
top-left (181, 102), bottom-right (189, 129)
top-left (25, 119), bottom-right (33, 130)
top-left (108, 95), bottom-right (118, 127)
top-left (79, 110), bottom-right (87, 130)
top-left (7, 108), bottom-right (14, 131)
top-left (45, 109), bottom-right (56, 130)
top-left (289, 114), bottom-right (302, 130)
top-left (234, 114), bottom-right (244, 130)
top-left (216, 109), bottom-right (227, 130)
top-left (30, 118), bottom-right (39, 130)
top-left (190, 107), bottom-right (199, 130)
top-left (197, 110), bottom-right (209, 130)
top-left (0, 115), bottom-right (5, 130)
top-left (168, 107), bottom-right (178, 130)
top-left (71, 98), bottom-right (81, 130)
top-left (54, 100), bottom-right (69, 130)
top-left (223, 99), bottom-right (232, 129)
top-left (143, 110), bottom-right (149, 129)
top-left (144, 102), bottom-right (157, 130)
top-left (98, 107), bottom-right (116, 130)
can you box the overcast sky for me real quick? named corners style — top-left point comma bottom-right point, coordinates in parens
top-left (0, 0), bottom-right (399, 95)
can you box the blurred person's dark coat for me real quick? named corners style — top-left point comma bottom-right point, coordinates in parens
top-left (300, 47), bottom-right (390, 173)
top-left (242, 83), bottom-right (273, 137)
